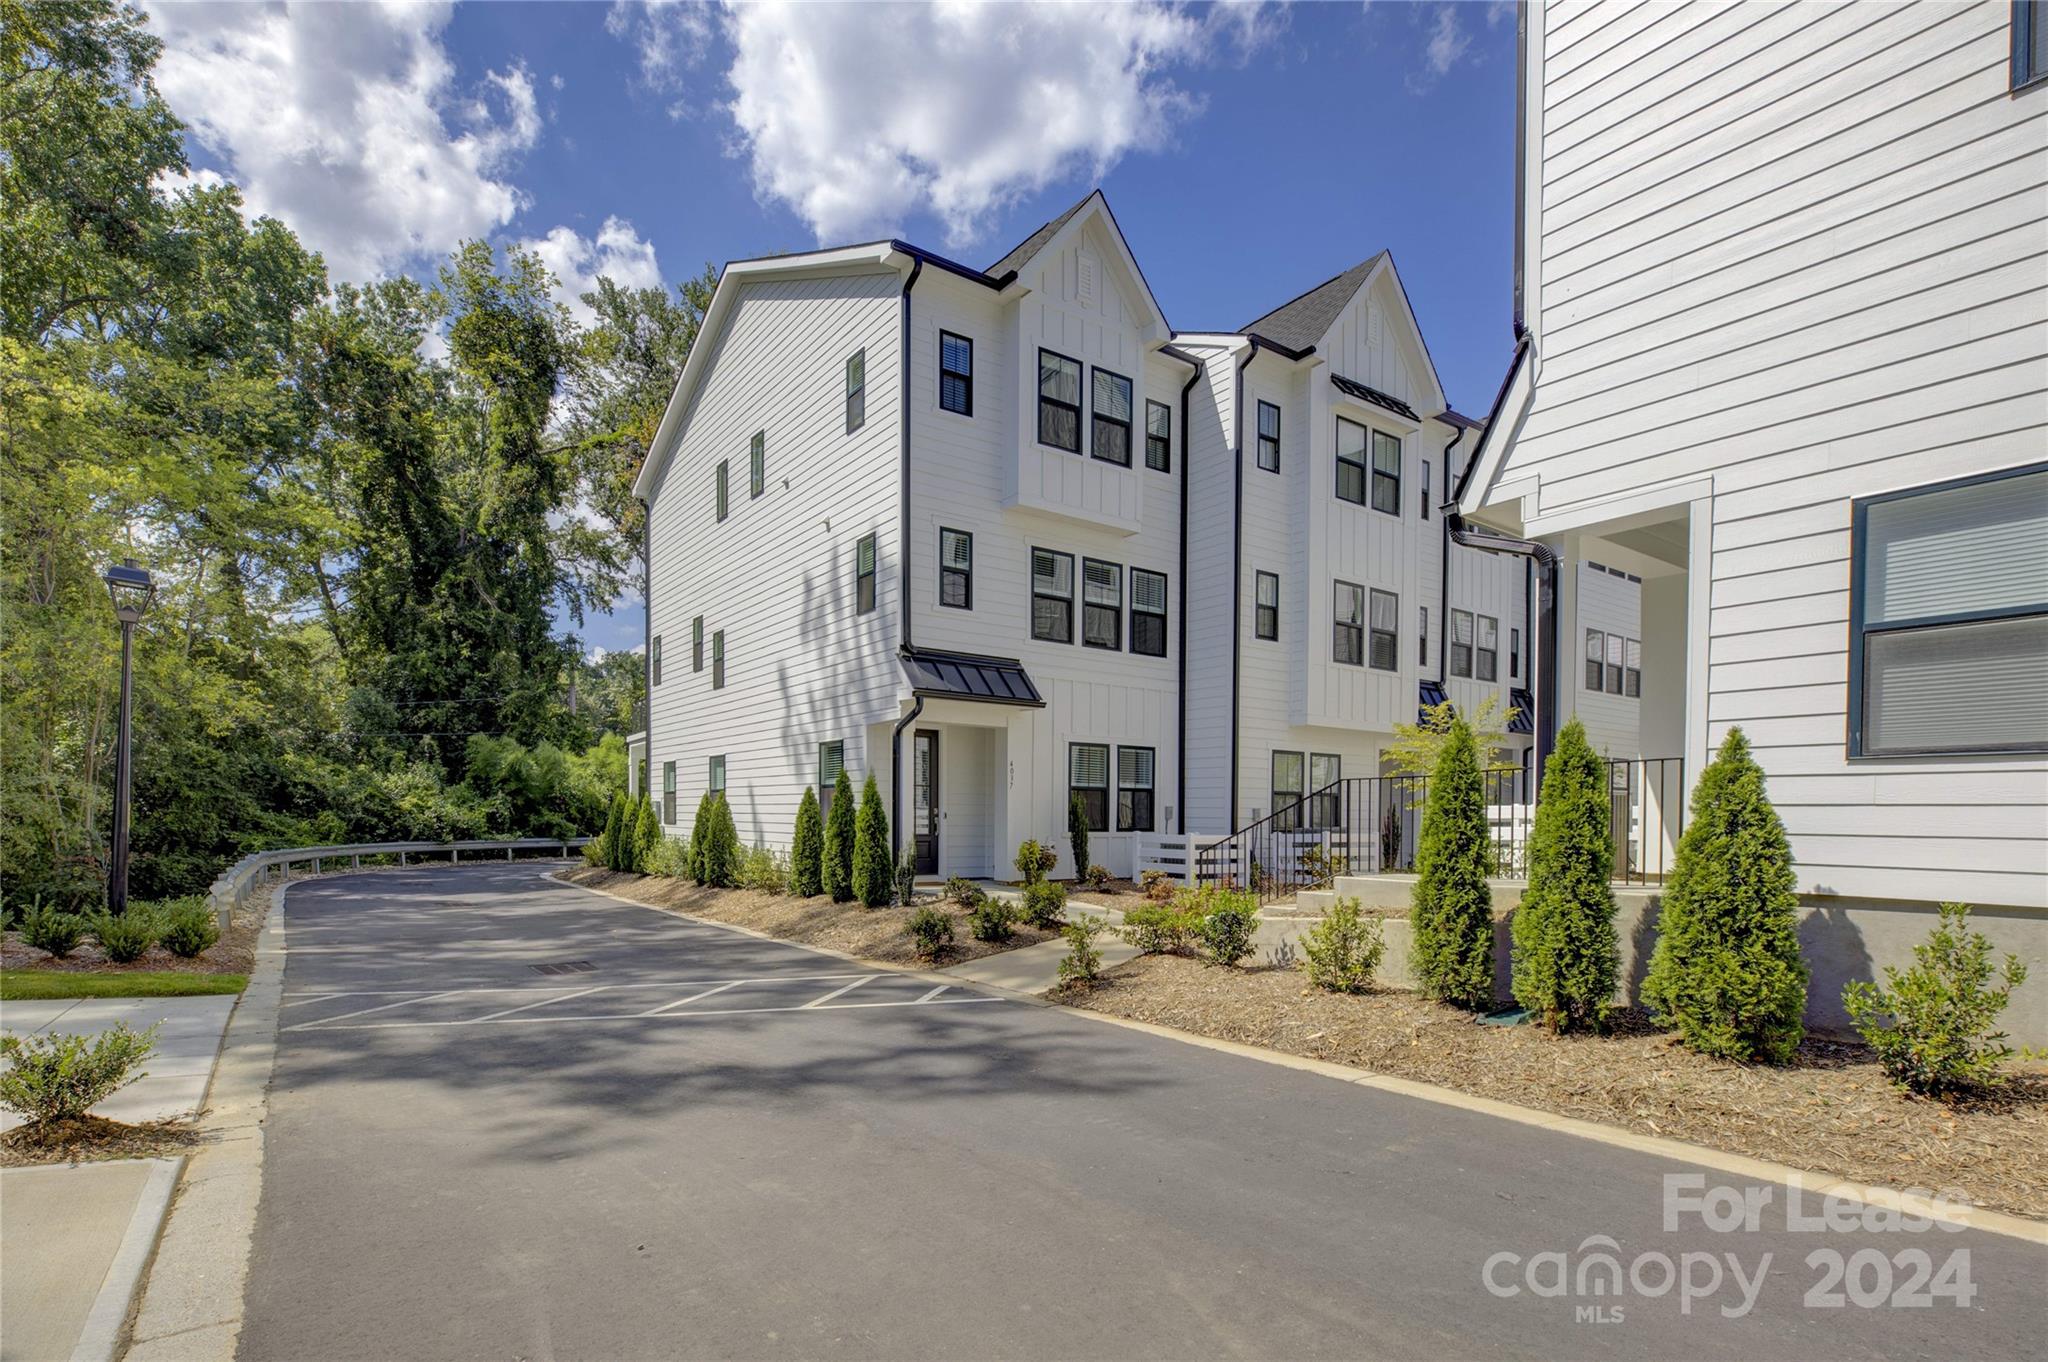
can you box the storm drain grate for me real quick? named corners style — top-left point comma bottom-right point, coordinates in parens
top-left (530, 960), bottom-right (597, 976)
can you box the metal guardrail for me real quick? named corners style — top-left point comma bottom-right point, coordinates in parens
top-left (205, 837), bottom-right (592, 929)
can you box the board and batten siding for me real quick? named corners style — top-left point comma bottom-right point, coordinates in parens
top-left (1180, 342), bottom-right (1242, 833)
top-left (1510, 0), bottom-right (2048, 907)
top-left (646, 271), bottom-right (903, 851)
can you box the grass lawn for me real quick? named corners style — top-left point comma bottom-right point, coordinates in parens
top-left (0, 971), bottom-right (248, 1001)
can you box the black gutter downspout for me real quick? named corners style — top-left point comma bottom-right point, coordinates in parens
top-left (1449, 516), bottom-right (1559, 797)
top-left (890, 257), bottom-right (923, 862)
top-left (1176, 358), bottom-right (1203, 836)
top-left (1437, 430), bottom-right (1463, 683)
top-left (1228, 340), bottom-right (1258, 829)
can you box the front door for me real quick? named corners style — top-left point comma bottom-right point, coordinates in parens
top-left (913, 730), bottom-right (940, 876)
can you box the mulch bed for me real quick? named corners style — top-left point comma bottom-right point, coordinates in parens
top-left (3, 891), bottom-right (263, 978)
top-left (0, 1114), bottom-right (205, 1167)
top-left (562, 867), bottom-right (1060, 966)
top-left (1062, 953), bottom-right (2048, 1220)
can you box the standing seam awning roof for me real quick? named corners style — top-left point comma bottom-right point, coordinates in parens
top-left (1509, 688), bottom-right (1536, 735)
top-left (1331, 373), bottom-right (1420, 423)
top-left (1419, 679), bottom-right (1449, 724)
top-left (900, 647), bottom-right (1046, 707)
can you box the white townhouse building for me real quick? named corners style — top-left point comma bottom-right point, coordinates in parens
top-left (1457, 0), bottom-right (2048, 1027)
top-left (632, 192), bottom-right (1542, 882)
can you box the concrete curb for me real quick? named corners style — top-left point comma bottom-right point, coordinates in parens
top-left (69, 1157), bottom-right (183, 1362)
top-left (554, 869), bottom-right (2048, 1247)
top-left (122, 886), bottom-right (290, 1362)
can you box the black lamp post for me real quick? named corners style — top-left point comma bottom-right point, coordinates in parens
top-left (104, 558), bottom-right (154, 913)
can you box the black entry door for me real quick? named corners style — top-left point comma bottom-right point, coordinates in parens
top-left (913, 730), bottom-right (939, 876)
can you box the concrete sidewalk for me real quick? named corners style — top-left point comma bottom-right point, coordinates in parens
top-left (0, 996), bottom-right (237, 1133)
top-left (937, 897), bottom-right (1139, 992)
top-left (0, 1158), bottom-right (183, 1362)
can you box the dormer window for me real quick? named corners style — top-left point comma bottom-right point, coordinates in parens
top-left (1091, 369), bottom-right (1133, 467)
top-left (1038, 349), bottom-right (1082, 452)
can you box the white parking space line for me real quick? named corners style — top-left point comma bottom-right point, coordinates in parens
top-left (279, 973), bottom-right (869, 1001)
top-left (291, 994), bottom-right (1007, 1032)
top-left (637, 979), bottom-right (747, 1017)
top-left (801, 975), bottom-right (879, 1009)
top-left (467, 986), bottom-right (612, 1024)
top-left (915, 984), bottom-right (950, 1003)
top-left (299, 989), bottom-right (466, 1028)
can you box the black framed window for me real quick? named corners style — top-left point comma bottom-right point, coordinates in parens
top-left (1371, 429), bottom-right (1402, 516)
top-left (1477, 615), bottom-right (1499, 682)
top-left (1271, 750), bottom-right (1304, 831)
top-left (1606, 633), bottom-right (1624, 694)
top-left (1333, 581), bottom-right (1364, 665)
top-left (845, 349), bottom-right (865, 433)
top-left (1309, 753), bottom-right (1341, 830)
top-left (856, 533), bottom-right (877, 615)
top-left (1255, 571), bottom-right (1279, 641)
top-left (692, 616), bottom-right (704, 672)
top-left (1369, 589), bottom-right (1398, 671)
top-left (1031, 547), bottom-right (1073, 643)
top-left (708, 755), bottom-right (725, 794)
top-left (1131, 568), bottom-right (1167, 657)
top-left (1451, 609), bottom-right (1474, 678)
top-left (1117, 746), bottom-right (1155, 832)
top-left (1850, 463), bottom-right (2047, 756)
top-left (1421, 458), bottom-right (1431, 520)
top-left (1624, 638), bottom-right (1642, 698)
top-left (1336, 417), bottom-right (1367, 505)
top-left (1511, 627), bottom-right (1521, 679)
top-left (662, 761), bottom-right (676, 825)
top-left (1069, 742), bottom-right (1110, 833)
top-left (715, 460), bottom-right (728, 522)
top-left (1585, 629), bottom-right (1605, 691)
top-left (1082, 558), bottom-right (1122, 649)
top-left (1091, 369), bottom-right (1134, 466)
top-left (818, 741), bottom-right (844, 818)
top-left (1038, 349), bottom-right (1082, 452)
top-left (1145, 400), bottom-right (1171, 472)
top-left (1256, 401), bottom-right (1280, 473)
top-left (651, 635), bottom-right (663, 686)
top-left (939, 528), bottom-right (972, 609)
top-left (1419, 606), bottom-right (1429, 667)
top-left (2015, 0), bottom-right (2048, 89)
top-left (711, 630), bottom-right (725, 689)
top-left (750, 430), bottom-right (765, 498)
top-left (939, 331), bottom-right (973, 416)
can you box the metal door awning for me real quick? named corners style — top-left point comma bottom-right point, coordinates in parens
top-left (900, 646), bottom-right (1046, 707)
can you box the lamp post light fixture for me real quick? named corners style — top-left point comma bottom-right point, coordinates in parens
top-left (104, 558), bottom-right (154, 914)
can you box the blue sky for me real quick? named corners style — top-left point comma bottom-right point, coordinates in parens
top-left (148, 1), bottom-right (1519, 655)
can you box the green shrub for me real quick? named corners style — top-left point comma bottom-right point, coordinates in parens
top-left (156, 900), bottom-right (221, 959)
top-left (789, 787), bottom-right (824, 896)
top-left (851, 773), bottom-right (893, 908)
top-left (687, 792), bottom-right (713, 882)
top-left (1014, 839), bottom-right (1057, 885)
top-left (1511, 720), bottom-right (1618, 1033)
top-left (1643, 727), bottom-right (1808, 1063)
top-left (696, 795), bottom-right (740, 889)
top-left (1301, 898), bottom-right (1385, 993)
top-left (968, 897), bottom-right (1017, 943)
top-left (1021, 880), bottom-right (1067, 929)
top-left (1410, 718), bottom-right (1495, 1010)
top-left (906, 905), bottom-right (955, 962)
top-left (581, 837), bottom-right (604, 867)
top-left (92, 911), bottom-right (158, 963)
top-left (741, 843), bottom-right (789, 894)
top-left (1139, 869), bottom-right (1175, 901)
top-left (945, 876), bottom-right (983, 906)
top-left (1121, 903), bottom-right (1199, 955)
top-left (824, 769), bottom-right (856, 902)
top-left (19, 903), bottom-right (87, 958)
top-left (1068, 793), bottom-right (1090, 882)
top-left (1083, 863), bottom-right (1113, 889)
top-left (1196, 888), bottom-right (1259, 966)
top-left (1844, 903), bottom-right (2029, 1098)
top-left (644, 835), bottom-right (689, 878)
top-left (1057, 917), bottom-right (1108, 986)
top-left (592, 794), bottom-right (624, 869)
top-left (633, 797), bottom-right (661, 873)
top-left (0, 1022), bottom-right (160, 1124)
top-left (1298, 844), bottom-right (1348, 890)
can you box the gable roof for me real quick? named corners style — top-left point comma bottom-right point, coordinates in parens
top-left (986, 192), bottom-right (1094, 279)
top-left (1239, 252), bottom-right (1387, 354)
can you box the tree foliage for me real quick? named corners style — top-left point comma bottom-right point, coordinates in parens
top-left (1383, 695), bottom-right (1518, 779)
top-left (789, 787), bottom-right (823, 897)
top-left (823, 770), bottom-right (856, 903)
top-left (1511, 720), bottom-right (1619, 1033)
top-left (1409, 718), bottom-right (1495, 1010)
top-left (852, 773), bottom-right (892, 908)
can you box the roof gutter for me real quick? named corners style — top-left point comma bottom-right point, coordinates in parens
top-left (891, 256), bottom-right (923, 862)
top-left (1175, 353), bottom-right (1204, 836)
top-left (1448, 515), bottom-right (1558, 796)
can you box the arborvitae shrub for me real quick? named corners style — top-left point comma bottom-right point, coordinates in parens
top-left (851, 773), bottom-right (893, 908)
top-left (699, 794), bottom-right (740, 889)
top-left (1068, 793), bottom-right (1090, 881)
top-left (633, 797), bottom-right (661, 873)
top-left (1409, 718), bottom-right (1495, 1009)
top-left (824, 769), bottom-right (856, 902)
top-left (789, 787), bottom-right (824, 896)
top-left (1512, 720), bottom-right (1619, 1033)
top-left (1643, 727), bottom-right (1808, 1063)
top-left (595, 794), bottom-right (626, 870)
top-left (687, 792), bottom-right (713, 882)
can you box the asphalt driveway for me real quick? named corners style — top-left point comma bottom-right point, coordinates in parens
top-left (239, 864), bottom-right (2045, 1360)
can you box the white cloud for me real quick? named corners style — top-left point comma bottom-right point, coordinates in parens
top-left (520, 217), bottom-right (666, 327)
top-left (606, 0), bottom-right (714, 115)
top-left (716, 1), bottom-right (1279, 249)
top-left (149, 2), bottom-right (542, 281)
top-left (1422, 4), bottom-right (1471, 78)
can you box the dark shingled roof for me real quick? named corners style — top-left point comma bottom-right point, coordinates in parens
top-left (900, 646), bottom-right (1045, 708)
top-left (1330, 372), bottom-right (1419, 423)
top-left (1240, 252), bottom-right (1387, 354)
top-left (986, 193), bottom-right (1094, 280)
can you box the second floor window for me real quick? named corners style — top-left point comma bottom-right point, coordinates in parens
top-left (709, 754), bottom-right (726, 793)
top-left (1625, 637), bottom-right (1642, 698)
top-left (818, 740), bottom-right (844, 817)
top-left (1131, 568), bottom-right (1167, 657)
top-left (1038, 349), bottom-right (1082, 452)
top-left (1368, 589), bottom-right (1398, 671)
top-left (845, 349), bottom-right (865, 433)
top-left (1586, 629), bottom-right (1606, 691)
top-left (1477, 614), bottom-right (1499, 682)
top-left (939, 528), bottom-right (972, 609)
top-left (1145, 400), bottom-right (1171, 472)
top-left (1255, 571), bottom-right (1279, 641)
top-left (1070, 742), bottom-right (1110, 832)
top-left (711, 630), bottom-right (725, 689)
top-left (1606, 632), bottom-right (1625, 693)
top-left (750, 430), bottom-right (765, 498)
top-left (856, 533), bottom-right (877, 614)
top-left (1418, 606), bottom-right (1429, 667)
top-left (1031, 547), bottom-right (1073, 643)
top-left (651, 635), bottom-right (663, 685)
top-left (692, 616), bottom-right (704, 671)
top-left (1336, 417), bottom-right (1367, 505)
top-left (940, 331), bottom-right (973, 415)
top-left (1092, 369), bottom-right (1133, 466)
top-left (1082, 558), bottom-right (1122, 649)
top-left (1511, 627), bottom-right (1521, 679)
top-left (1371, 429), bottom-right (1402, 516)
top-left (1451, 609), bottom-right (1474, 677)
top-left (1117, 746), bottom-right (1155, 831)
top-left (1334, 581), bottom-right (1365, 665)
top-left (715, 460), bottom-right (728, 522)
top-left (1257, 400), bottom-right (1280, 473)
top-left (662, 761), bottom-right (676, 825)
top-left (1421, 458), bottom-right (1431, 520)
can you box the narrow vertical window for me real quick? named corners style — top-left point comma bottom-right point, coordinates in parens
top-left (750, 430), bottom-right (765, 498)
top-left (1511, 627), bottom-right (1521, 679)
top-left (1370, 430), bottom-right (1402, 515)
top-left (1606, 633), bottom-right (1625, 694)
top-left (1117, 746), bottom-right (1155, 832)
top-left (1451, 609), bottom-right (1474, 678)
top-left (1031, 548), bottom-right (1074, 642)
top-left (818, 740), bottom-right (844, 818)
top-left (1421, 458), bottom-right (1432, 520)
top-left (1585, 629), bottom-right (1605, 691)
top-left (939, 528), bottom-right (972, 609)
top-left (1082, 558), bottom-right (1122, 649)
top-left (1309, 754), bottom-right (1341, 829)
top-left (1145, 400), bottom-right (1172, 472)
top-left (845, 349), bottom-right (866, 433)
top-left (1335, 417), bottom-right (1367, 505)
top-left (1038, 349), bottom-right (1082, 452)
top-left (692, 616), bottom-right (704, 672)
top-left (1333, 581), bottom-right (1364, 665)
top-left (1271, 751), bottom-right (1304, 831)
top-left (708, 755), bottom-right (726, 794)
top-left (662, 761), bottom-right (677, 825)
top-left (1256, 401), bottom-right (1281, 473)
top-left (711, 630), bottom-right (725, 689)
top-left (715, 460), bottom-right (728, 522)
top-left (1624, 638), bottom-right (1642, 698)
top-left (1091, 369), bottom-right (1133, 466)
top-left (1477, 615), bottom-right (1499, 682)
top-left (1254, 571), bottom-right (1280, 641)
top-left (651, 635), bottom-right (663, 686)
top-left (939, 331), bottom-right (973, 416)
top-left (1069, 743), bottom-right (1110, 833)
top-left (1419, 606), bottom-right (1429, 667)
top-left (1368, 589), bottom-right (1399, 671)
top-left (856, 533), bottom-right (877, 614)
top-left (1131, 568), bottom-right (1167, 657)
top-left (2014, 0), bottom-right (2048, 89)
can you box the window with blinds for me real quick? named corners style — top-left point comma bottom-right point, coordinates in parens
top-left (1605, 632), bottom-right (1624, 694)
top-left (1336, 417), bottom-right (1367, 505)
top-left (1082, 558), bottom-right (1122, 649)
top-left (939, 331), bottom-right (972, 416)
top-left (1255, 571), bottom-right (1279, 641)
top-left (1117, 746), bottom-right (1155, 831)
top-left (1370, 430), bottom-right (1402, 516)
top-left (1309, 753), bottom-right (1340, 829)
top-left (1032, 548), bottom-right (1074, 642)
top-left (693, 616), bottom-right (704, 671)
top-left (1851, 464), bottom-right (2048, 756)
top-left (1091, 369), bottom-right (1133, 467)
top-left (1585, 629), bottom-right (1605, 691)
top-left (1477, 615), bottom-right (1499, 682)
top-left (1333, 581), bottom-right (1364, 665)
top-left (711, 630), bottom-right (725, 689)
top-left (1145, 401), bottom-right (1171, 472)
top-left (1624, 638), bottom-right (1642, 698)
top-left (1451, 609), bottom-right (1474, 678)
top-left (939, 528), bottom-right (972, 609)
top-left (818, 740), bottom-right (844, 817)
top-left (1069, 742), bottom-right (1109, 832)
top-left (1271, 750), bottom-right (1304, 831)
top-left (1038, 350), bottom-right (1081, 452)
top-left (662, 761), bottom-right (676, 826)
top-left (1368, 588), bottom-right (1398, 671)
top-left (1257, 401), bottom-right (1280, 473)
top-left (856, 533), bottom-right (877, 615)
top-left (845, 349), bottom-right (865, 433)
top-left (1131, 568), bottom-right (1167, 657)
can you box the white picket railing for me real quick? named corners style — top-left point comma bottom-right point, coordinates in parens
top-left (1134, 832), bottom-right (1232, 885)
top-left (205, 837), bottom-right (591, 929)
